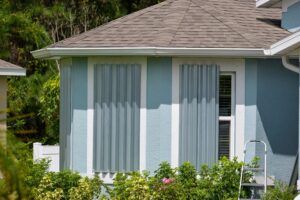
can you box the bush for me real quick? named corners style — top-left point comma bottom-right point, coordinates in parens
top-left (32, 171), bottom-right (105, 200)
top-left (198, 157), bottom-right (243, 199)
top-left (68, 176), bottom-right (103, 200)
top-left (0, 133), bottom-right (105, 200)
top-left (112, 171), bottom-right (151, 200)
top-left (262, 181), bottom-right (297, 200)
top-left (110, 157), bottom-right (251, 200)
top-left (0, 136), bottom-right (259, 200)
top-left (150, 162), bottom-right (181, 199)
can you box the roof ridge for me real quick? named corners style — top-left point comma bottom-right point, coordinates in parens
top-left (166, 0), bottom-right (192, 46)
top-left (190, 0), bottom-right (256, 48)
top-left (153, 0), bottom-right (192, 46)
top-left (49, 0), bottom-right (174, 48)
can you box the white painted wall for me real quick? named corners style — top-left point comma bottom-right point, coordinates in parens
top-left (33, 142), bottom-right (60, 172)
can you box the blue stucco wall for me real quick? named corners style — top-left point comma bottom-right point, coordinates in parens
top-left (70, 57), bottom-right (88, 173)
top-left (245, 58), bottom-right (299, 183)
top-left (245, 59), bottom-right (258, 162)
top-left (282, 1), bottom-right (300, 32)
top-left (146, 57), bottom-right (172, 173)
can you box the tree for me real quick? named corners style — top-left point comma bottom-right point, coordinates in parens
top-left (1, 0), bottom-right (164, 144)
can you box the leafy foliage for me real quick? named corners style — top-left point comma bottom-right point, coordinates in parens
top-left (68, 176), bottom-right (104, 200)
top-left (38, 73), bottom-right (59, 144)
top-left (262, 181), bottom-right (297, 200)
top-left (112, 171), bottom-right (151, 200)
top-left (2, 140), bottom-right (294, 200)
top-left (111, 157), bottom-right (254, 200)
top-left (0, 0), bottom-right (165, 144)
top-left (0, 133), bottom-right (105, 200)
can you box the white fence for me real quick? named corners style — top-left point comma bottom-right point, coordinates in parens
top-left (33, 142), bottom-right (60, 172)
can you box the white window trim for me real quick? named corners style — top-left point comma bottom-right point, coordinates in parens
top-left (86, 57), bottom-right (147, 181)
top-left (171, 58), bottom-right (245, 167)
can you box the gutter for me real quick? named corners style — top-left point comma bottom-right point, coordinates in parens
top-left (31, 47), bottom-right (266, 59)
top-left (0, 67), bottom-right (26, 76)
top-left (265, 31), bottom-right (300, 56)
top-left (282, 55), bottom-right (299, 73)
top-left (263, 31), bottom-right (300, 74)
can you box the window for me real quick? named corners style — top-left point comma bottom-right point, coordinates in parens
top-left (218, 74), bottom-right (235, 159)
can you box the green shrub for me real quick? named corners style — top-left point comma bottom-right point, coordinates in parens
top-left (110, 157), bottom-right (250, 200)
top-left (262, 181), bottom-right (297, 200)
top-left (32, 170), bottom-right (81, 200)
top-left (0, 133), bottom-right (46, 199)
top-left (68, 176), bottom-right (103, 200)
top-left (177, 162), bottom-right (199, 199)
top-left (0, 135), bottom-right (258, 200)
top-left (150, 162), bottom-right (181, 200)
top-left (198, 157), bottom-right (243, 199)
top-left (0, 143), bottom-right (30, 199)
top-left (25, 159), bottom-right (50, 189)
top-left (111, 171), bottom-right (151, 200)
top-left (32, 170), bottom-right (105, 200)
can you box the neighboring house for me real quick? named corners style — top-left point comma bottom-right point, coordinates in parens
top-left (0, 59), bottom-right (26, 146)
top-left (32, 0), bottom-right (300, 186)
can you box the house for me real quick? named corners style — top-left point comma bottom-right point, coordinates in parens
top-left (256, 0), bottom-right (300, 195)
top-left (32, 0), bottom-right (300, 186)
top-left (0, 59), bottom-right (26, 145)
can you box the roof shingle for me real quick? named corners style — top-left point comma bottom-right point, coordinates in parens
top-left (48, 0), bottom-right (290, 49)
top-left (0, 59), bottom-right (23, 70)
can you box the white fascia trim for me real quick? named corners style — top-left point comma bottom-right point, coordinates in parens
top-left (31, 47), bottom-right (266, 59)
top-left (0, 68), bottom-right (26, 76)
top-left (256, 0), bottom-right (281, 7)
top-left (265, 31), bottom-right (300, 55)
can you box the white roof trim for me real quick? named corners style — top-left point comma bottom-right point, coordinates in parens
top-left (264, 31), bottom-right (300, 55)
top-left (256, 0), bottom-right (281, 7)
top-left (0, 67), bottom-right (26, 76)
top-left (32, 47), bottom-right (266, 58)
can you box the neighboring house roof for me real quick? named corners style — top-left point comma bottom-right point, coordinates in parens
top-left (32, 0), bottom-right (291, 58)
top-left (265, 30), bottom-right (300, 55)
top-left (0, 59), bottom-right (26, 76)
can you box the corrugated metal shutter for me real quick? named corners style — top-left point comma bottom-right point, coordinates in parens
top-left (179, 64), bottom-right (219, 169)
top-left (60, 65), bottom-right (72, 170)
top-left (94, 64), bottom-right (141, 172)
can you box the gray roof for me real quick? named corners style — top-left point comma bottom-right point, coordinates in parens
top-left (0, 59), bottom-right (26, 76)
top-left (48, 0), bottom-right (290, 49)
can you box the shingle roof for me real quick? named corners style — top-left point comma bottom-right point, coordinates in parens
top-left (0, 59), bottom-right (23, 69)
top-left (48, 0), bottom-right (290, 49)
top-left (0, 59), bottom-right (26, 76)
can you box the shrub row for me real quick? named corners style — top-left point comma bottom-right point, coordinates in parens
top-left (0, 138), bottom-right (296, 200)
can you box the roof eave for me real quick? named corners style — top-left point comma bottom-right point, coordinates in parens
top-left (0, 68), bottom-right (26, 76)
top-left (32, 47), bottom-right (267, 59)
top-left (265, 31), bottom-right (300, 55)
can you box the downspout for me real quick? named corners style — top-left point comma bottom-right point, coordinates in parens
top-left (282, 55), bottom-right (299, 73)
